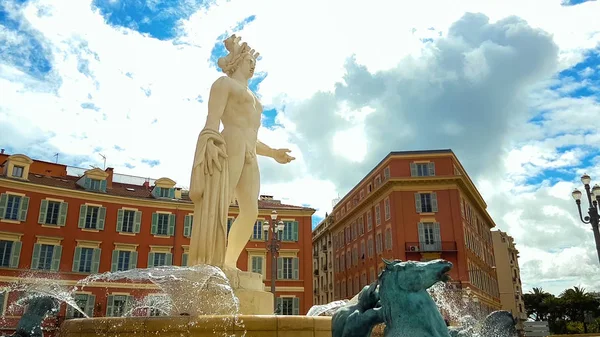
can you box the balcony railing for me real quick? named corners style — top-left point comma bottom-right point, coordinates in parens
top-left (405, 241), bottom-right (458, 252)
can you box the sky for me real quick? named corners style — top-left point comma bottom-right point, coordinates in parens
top-left (1, 0), bottom-right (600, 296)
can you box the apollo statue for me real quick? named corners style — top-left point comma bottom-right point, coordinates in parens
top-left (188, 34), bottom-right (295, 270)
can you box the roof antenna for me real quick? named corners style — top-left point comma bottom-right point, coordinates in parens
top-left (54, 153), bottom-right (59, 163)
top-left (99, 154), bottom-right (106, 170)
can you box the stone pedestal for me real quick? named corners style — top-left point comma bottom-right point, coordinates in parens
top-left (223, 267), bottom-right (273, 315)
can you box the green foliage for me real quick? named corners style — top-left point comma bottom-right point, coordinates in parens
top-left (523, 286), bottom-right (600, 334)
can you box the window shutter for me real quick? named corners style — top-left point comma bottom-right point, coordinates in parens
top-left (116, 209), bottom-right (124, 232)
top-left (130, 252), bottom-right (138, 269)
top-left (0, 194), bottom-right (7, 219)
top-left (292, 257), bottom-right (299, 280)
top-left (276, 298), bottom-right (282, 314)
top-left (78, 205), bottom-right (87, 228)
top-left (414, 193), bottom-right (422, 213)
top-left (433, 222), bottom-right (441, 250)
top-left (134, 211), bottom-right (142, 233)
top-left (166, 253), bottom-right (173, 266)
top-left (66, 300), bottom-right (75, 318)
top-left (72, 247), bottom-right (82, 272)
top-left (292, 221), bottom-right (299, 241)
top-left (182, 253), bottom-right (188, 266)
top-left (151, 213), bottom-right (158, 235)
top-left (168, 214), bottom-right (176, 236)
top-left (111, 251), bottom-right (119, 272)
top-left (19, 196), bottom-right (29, 221)
top-left (169, 188), bottom-right (175, 199)
top-left (148, 252), bottom-right (155, 268)
top-left (58, 202), bottom-right (68, 226)
top-left (100, 179), bottom-right (107, 192)
top-left (38, 200), bottom-right (48, 224)
top-left (10, 241), bottom-right (22, 268)
top-left (125, 295), bottom-right (133, 315)
top-left (418, 223), bottom-right (425, 250)
top-left (84, 177), bottom-right (91, 190)
top-left (97, 207), bottom-right (106, 230)
top-left (431, 192), bottom-right (438, 212)
top-left (292, 297), bottom-right (300, 315)
top-left (92, 248), bottom-right (101, 273)
top-left (31, 243), bottom-right (41, 269)
top-left (152, 187), bottom-right (161, 198)
top-left (277, 258), bottom-right (283, 279)
top-left (410, 163), bottom-right (417, 177)
top-left (183, 215), bottom-right (192, 238)
top-left (85, 295), bottom-right (96, 317)
top-left (106, 295), bottom-right (114, 317)
top-left (428, 162), bottom-right (435, 176)
top-left (51, 245), bottom-right (62, 271)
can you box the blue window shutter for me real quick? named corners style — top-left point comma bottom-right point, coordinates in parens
top-left (166, 253), bottom-right (173, 266)
top-left (293, 221), bottom-right (299, 241)
top-left (169, 188), bottom-right (175, 199)
top-left (10, 241), bottom-right (22, 268)
top-left (72, 247), bottom-right (82, 272)
top-left (0, 193), bottom-right (7, 219)
top-left (106, 295), bottom-right (114, 317)
top-left (85, 294), bottom-right (95, 317)
top-left (31, 243), bottom-right (41, 269)
top-left (183, 215), bottom-right (192, 238)
top-left (147, 252), bottom-right (155, 268)
top-left (134, 211), bottom-right (142, 233)
top-left (51, 245), bottom-right (62, 271)
top-left (292, 297), bottom-right (300, 315)
top-left (418, 223), bottom-right (425, 250)
top-left (414, 193), bottom-right (421, 213)
top-left (168, 214), bottom-right (175, 236)
top-left (410, 163), bottom-right (417, 177)
top-left (152, 187), bottom-right (161, 198)
top-left (58, 202), bottom-right (68, 226)
top-left (431, 192), bottom-right (438, 212)
top-left (38, 200), bottom-right (48, 224)
top-left (97, 207), bottom-right (106, 230)
top-left (92, 248), bottom-right (101, 273)
top-left (182, 253), bottom-right (188, 266)
top-left (100, 179), bottom-right (107, 192)
top-left (131, 251), bottom-right (138, 269)
top-left (83, 177), bottom-right (91, 190)
top-left (19, 196), bottom-right (29, 221)
top-left (78, 205), bottom-right (87, 228)
top-left (111, 250), bottom-right (119, 272)
top-left (277, 257), bottom-right (283, 279)
top-left (151, 213), bottom-right (158, 235)
top-left (116, 209), bottom-right (124, 232)
top-left (276, 297), bottom-right (282, 314)
top-left (292, 257), bottom-right (299, 280)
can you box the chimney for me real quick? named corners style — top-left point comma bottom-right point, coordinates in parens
top-left (104, 167), bottom-right (114, 189)
top-left (175, 187), bottom-right (182, 200)
top-left (0, 149), bottom-right (4, 154)
top-left (143, 179), bottom-right (150, 190)
top-left (260, 195), bottom-right (273, 201)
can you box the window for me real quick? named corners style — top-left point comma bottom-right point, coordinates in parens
top-left (278, 221), bottom-right (299, 242)
top-left (251, 256), bottom-right (263, 274)
top-left (157, 214), bottom-right (169, 235)
top-left (383, 167), bottom-right (390, 180)
top-left (67, 293), bottom-right (95, 318)
top-left (360, 240), bottom-right (365, 260)
top-left (410, 162), bottom-right (435, 177)
top-left (352, 246), bottom-right (358, 266)
top-left (346, 250), bottom-right (351, 268)
top-left (345, 226), bottom-right (351, 243)
top-left (151, 213), bottom-right (175, 236)
top-left (358, 216), bottom-right (364, 236)
top-left (367, 237), bottom-right (374, 258)
top-left (78, 205), bottom-right (106, 230)
top-left (366, 211), bottom-right (372, 231)
top-left (277, 297), bottom-right (299, 315)
top-left (375, 175), bottom-right (381, 187)
top-left (375, 204), bottom-right (381, 226)
top-left (384, 197), bottom-right (391, 220)
top-left (359, 190), bottom-right (364, 200)
top-left (367, 183), bottom-right (372, 193)
top-left (385, 228), bottom-right (392, 250)
top-left (77, 248), bottom-right (93, 273)
top-left (182, 252), bottom-right (188, 266)
top-left (145, 295), bottom-right (170, 317)
top-left (0, 240), bottom-right (20, 268)
top-left (39, 200), bottom-right (68, 226)
top-left (159, 188), bottom-right (171, 198)
top-left (0, 194), bottom-right (29, 221)
top-left (340, 253), bottom-right (345, 271)
top-left (375, 233), bottom-right (383, 254)
top-left (12, 165), bottom-right (24, 178)
top-left (153, 253), bottom-right (169, 267)
top-left (36, 244), bottom-right (57, 270)
top-left (278, 257), bottom-right (298, 280)
top-left (183, 215), bottom-right (193, 238)
top-left (107, 294), bottom-right (132, 317)
top-left (111, 250), bottom-right (138, 271)
top-left (418, 222), bottom-right (441, 251)
top-left (415, 192), bottom-right (438, 213)
top-left (352, 221), bottom-right (357, 241)
top-left (252, 220), bottom-right (264, 240)
top-left (117, 209), bottom-right (140, 233)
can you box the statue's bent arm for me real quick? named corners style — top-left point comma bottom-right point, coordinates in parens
top-left (256, 140), bottom-right (274, 158)
top-left (203, 76), bottom-right (230, 131)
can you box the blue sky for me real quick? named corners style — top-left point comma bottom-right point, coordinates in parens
top-left (1, 0), bottom-right (600, 296)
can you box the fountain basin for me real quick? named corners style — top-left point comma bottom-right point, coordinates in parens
top-left (59, 315), bottom-right (332, 337)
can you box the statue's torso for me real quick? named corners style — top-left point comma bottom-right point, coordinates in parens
top-left (221, 77), bottom-right (262, 146)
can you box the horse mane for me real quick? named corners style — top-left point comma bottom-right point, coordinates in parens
top-left (377, 268), bottom-right (401, 324)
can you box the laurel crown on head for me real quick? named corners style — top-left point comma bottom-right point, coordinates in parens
top-left (217, 34), bottom-right (260, 76)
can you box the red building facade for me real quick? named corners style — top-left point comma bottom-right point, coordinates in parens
top-left (0, 152), bottom-right (314, 332)
top-left (328, 150), bottom-right (501, 314)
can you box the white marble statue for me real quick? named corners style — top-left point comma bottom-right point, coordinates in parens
top-left (188, 34), bottom-right (295, 270)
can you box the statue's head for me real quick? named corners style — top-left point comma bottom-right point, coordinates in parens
top-left (379, 258), bottom-right (452, 292)
top-left (24, 296), bottom-right (57, 316)
top-left (357, 282), bottom-right (380, 309)
top-left (217, 34), bottom-right (259, 80)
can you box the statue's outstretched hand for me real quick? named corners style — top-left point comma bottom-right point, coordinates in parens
top-left (205, 138), bottom-right (228, 175)
top-left (273, 148), bottom-right (295, 164)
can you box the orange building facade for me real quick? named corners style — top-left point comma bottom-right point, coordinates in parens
top-left (0, 152), bottom-right (314, 332)
top-left (329, 150), bottom-right (501, 314)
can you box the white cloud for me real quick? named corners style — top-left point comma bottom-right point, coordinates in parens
top-left (1, 0), bottom-right (600, 295)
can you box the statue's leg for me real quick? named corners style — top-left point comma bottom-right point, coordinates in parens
top-left (224, 158), bottom-right (260, 268)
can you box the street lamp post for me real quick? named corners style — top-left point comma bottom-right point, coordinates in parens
top-left (571, 174), bottom-right (600, 265)
top-left (263, 210), bottom-right (285, 313)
